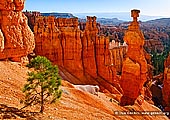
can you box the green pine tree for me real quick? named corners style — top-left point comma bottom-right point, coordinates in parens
top-left (22, 56), bottom-right (62, 113)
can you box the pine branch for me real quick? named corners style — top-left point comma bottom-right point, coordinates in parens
top-left (20, 95), bottom-right (37, 110)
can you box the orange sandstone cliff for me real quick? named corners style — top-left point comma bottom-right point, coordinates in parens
top-left (0, 0), bottom-right (35, 61)
top-left (32, 15), bottom-right (124, 94)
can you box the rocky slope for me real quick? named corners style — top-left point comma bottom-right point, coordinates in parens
top-left (0, 0), bottom-right (35, 61)
top-left (0, 61), bottom-right (169, 120)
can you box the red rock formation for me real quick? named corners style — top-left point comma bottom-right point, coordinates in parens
top-left (109, 42), bottom-right (127, 73)
top-left (163, 54), bottom-right (170, 116)
top-left (120, 9), bottom-right (148, 106)
top-left (0, 0), bottom-right (35, 61)
top-left (164, 54), bottom-right (170, 68)
top-left (34, 17), bottom-right (84, 80)
top-left (33, 15), bottom-right (123, 94)
top-left (82, 16), bottom-right (98, 78)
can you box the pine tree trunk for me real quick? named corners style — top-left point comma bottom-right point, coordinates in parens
top-left (40, 86), bottom-right (44, 113)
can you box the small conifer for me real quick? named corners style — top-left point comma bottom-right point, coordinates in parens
top-left (22, 56), bottom-right (62, 113)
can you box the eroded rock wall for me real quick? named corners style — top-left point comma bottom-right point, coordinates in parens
top-left (32, 15), bottom-right (125, 94)
top-left (0, 0), bottom-right (35, 61)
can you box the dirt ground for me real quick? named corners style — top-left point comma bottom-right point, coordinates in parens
top-left (0, 61), bottom-right (169, 120)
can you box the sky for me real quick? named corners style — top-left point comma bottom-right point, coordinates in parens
top-left (24, 0), bottom-right (170, 17)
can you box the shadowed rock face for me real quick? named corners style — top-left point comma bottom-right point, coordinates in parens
top-left (0, 0), bottom-right (35, 61)
top-left (120, 9), bottom-right (148, 106)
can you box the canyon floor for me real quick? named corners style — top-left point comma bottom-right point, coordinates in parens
top-left (0, 61), bottom-right (169, 120)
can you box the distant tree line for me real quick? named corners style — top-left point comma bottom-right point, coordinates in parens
top-left (151, 41), bottom-right (170, 75)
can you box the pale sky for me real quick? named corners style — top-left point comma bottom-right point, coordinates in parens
top-left (24, 0), bottom-right (170, 17)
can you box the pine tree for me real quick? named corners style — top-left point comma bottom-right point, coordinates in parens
top-left (22, 56), bottom-right (62, 113)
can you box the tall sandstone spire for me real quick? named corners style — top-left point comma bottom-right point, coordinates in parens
top-left (120, 9), bottom-right (148, 105)
top-left (0, 0), bottom-right (35, 61)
